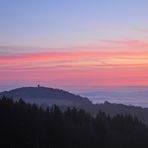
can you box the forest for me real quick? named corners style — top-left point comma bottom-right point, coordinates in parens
top-left (0, 96), bottom-right (148, 148)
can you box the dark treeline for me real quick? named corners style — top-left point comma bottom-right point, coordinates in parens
top-left (0, 96), bottom-right (148, 148)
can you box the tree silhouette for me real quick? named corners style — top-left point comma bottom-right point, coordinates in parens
top-left (0, 96), bottom-right (148, 148)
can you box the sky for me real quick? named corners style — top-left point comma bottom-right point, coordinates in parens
top-left (0, 0), bottom-right (148, 91)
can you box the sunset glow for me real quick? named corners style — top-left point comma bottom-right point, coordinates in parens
top-left (0, 0), bottom-right (148, 91)
top-left (1, 49), bottom-right (148, 90)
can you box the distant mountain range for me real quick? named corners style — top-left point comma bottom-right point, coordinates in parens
top-left (80, 89), bottom-right (148, 107)
top-left (1, 86), bottom-right (148, 125)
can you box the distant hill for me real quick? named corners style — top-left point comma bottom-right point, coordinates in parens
top-left (0, 87), bottom-right (92, 106)
top-left (80, 89), bottom-right (148, 107)
top-left (94, 102), bottom-right (148, 125)
top-left (1, 86), bottom-right (148, 125)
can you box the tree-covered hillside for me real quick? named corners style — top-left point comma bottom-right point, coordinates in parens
top-left (0, 96), bottom-right (148, 148)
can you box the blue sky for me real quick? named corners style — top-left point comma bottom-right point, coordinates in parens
top-left (0, 0), bottom-right (148, 48)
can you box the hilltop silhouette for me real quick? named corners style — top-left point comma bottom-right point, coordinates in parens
top-left (0, 86), bottom-right (91, 106)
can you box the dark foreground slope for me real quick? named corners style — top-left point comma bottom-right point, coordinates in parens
top-left (0, 97), bottom-right (148, 148)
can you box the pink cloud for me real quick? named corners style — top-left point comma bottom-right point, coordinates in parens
top-left (137, 28), bottom-right (148, 34)
top-left (1, 37), bottom-right (148, 90)
top-left (0, 50), bottom-right (148, 89)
